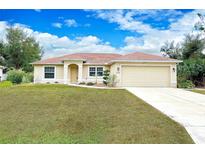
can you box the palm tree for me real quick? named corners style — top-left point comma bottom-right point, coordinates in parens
top-left (182, 34), bottom-right (205, 59)
top-left (160, 41), bottom-right (182, 59)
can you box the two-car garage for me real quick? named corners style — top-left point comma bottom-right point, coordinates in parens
top-left (121, 66), bottom-right (171, 87)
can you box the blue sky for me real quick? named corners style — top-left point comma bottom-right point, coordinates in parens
top-left (0, 9), bottom-right (204, 58)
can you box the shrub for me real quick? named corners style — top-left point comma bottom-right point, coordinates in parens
top-left (0, 81), bottom-right (13, 87)
top-left (103, 70), bottom-right (110, 86)
top-left (79, 82), bottom-right (86, 85)
top-left (7, 70), bottom-right (25, 84)
top-left (108, 74), bottom-right (117, 87)
top-left (22, 73), bottom-right (33, 83)
top-left (178, 79), bottom-right (195, 89)
top-left (177, 58), bottom-right (205, 87)
top-left (86, 82), bottom-right (95, 86)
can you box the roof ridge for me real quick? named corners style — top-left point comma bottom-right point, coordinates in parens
top-left (67, 52), bottom-right (121, 55)
top-left (123, 51), bottom-right (159, 56)
top-left (122, 51), bottom-right (173, 59)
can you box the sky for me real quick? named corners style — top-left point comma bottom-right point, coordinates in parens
top-left (0, 9), bottom-right (204, 58)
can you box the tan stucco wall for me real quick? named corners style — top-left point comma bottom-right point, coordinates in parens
top-left (34, 65), bottom-right (64, 83)
top-left (33, 62), bottom-right (177, 87)
top-left (82, 65), bottom-right (110, 83)
top-left (34, 65), bottom-right (43, 83)
top-left (56, 65), bottom-right (64, 80)
top-left (33, 64), bottom-right (110, 84)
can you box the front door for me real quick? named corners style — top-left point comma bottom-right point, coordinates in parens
top-left (70, 65), bottom-right (78, 83)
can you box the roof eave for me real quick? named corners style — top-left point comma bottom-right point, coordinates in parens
top-left (108, 59), bottom-right (182, 64)
top-left (83, 63), bottom-right (109, 65)
top-left (31, 62), bottom-right (63, 65)
top-left (63, 59), bottom-right (86, 61)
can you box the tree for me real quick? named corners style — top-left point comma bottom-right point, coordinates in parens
top-left (1, 27), bottom-right (43, 72)
top-left (160, 33), bottom-right (205, 87)
top-left (0, 41), bottom-right (6, 66)
top-left (181, 34), bottom-right (205, 59)
top-left (195, 13), bottom-right (205, 34)
top-left (21, 37), bottom-right (43, 72)
top-left (160, 41), bottom-right (182, 59)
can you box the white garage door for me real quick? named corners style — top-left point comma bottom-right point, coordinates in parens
top-left (121, 66), bottom-right (170, 87)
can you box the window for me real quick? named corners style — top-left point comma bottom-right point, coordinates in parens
top-left (89, 67), bottom-right (103, 77)
top-left (97, 67), bottom-right (103, 76)
top-left (44, 67), bottom-right (55, 79)
top-left (89, 67), bottom-right (96, 76)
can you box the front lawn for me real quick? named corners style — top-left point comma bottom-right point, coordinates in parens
top-left (192, 89), bottom-right (205, 95)
top-left (0, 84), bottom-right (193, 143)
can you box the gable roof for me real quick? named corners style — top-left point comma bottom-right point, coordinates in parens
top-left (32, 53), bottom-right (122, 65)
top-left (32, 52), bottom-right (180, 65)
top-left (111, 52), bottom-right (179, 62)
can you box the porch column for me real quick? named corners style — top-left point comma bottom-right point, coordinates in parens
top-left (64, 64), bottom-right (68, 84)
top-left (78, 64), bottom-right (83, 83)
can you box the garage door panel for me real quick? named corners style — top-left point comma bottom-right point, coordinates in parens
top-left (121, 66), bottom-right (170, 87)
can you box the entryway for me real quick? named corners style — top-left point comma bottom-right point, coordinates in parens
top-left (69, 64), bottom-right (78, 83)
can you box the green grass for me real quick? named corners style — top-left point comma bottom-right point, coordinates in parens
top-left (191, 90), bottom-right (205, 95)
top-left (0, 81), bottom-right (13, 88)
top-left (0, 84), bottom-right (193, 143)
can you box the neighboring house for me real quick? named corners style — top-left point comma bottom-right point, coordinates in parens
top-left (32, 52), bottom-right (181, 87)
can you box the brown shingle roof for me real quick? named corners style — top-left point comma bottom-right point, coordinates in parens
top-left (32, 53), bottom-right (122, 65)
top-left (32, 52), bottom-right (179, 65)
top-left (112, 52), bottom-right (176, 61)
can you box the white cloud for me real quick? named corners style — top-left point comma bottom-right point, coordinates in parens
top-left (89, 9), bottom-right (205, 54)
top-left (0, 21), bottom-right (117, 58)
top-left (0, 21), bottom-right (8, 41)
top-left (52, 22), bottom-right (62, 28)
top-left (64, 19), bottom-right (78, 27)
top-left (92, 10), bottom-right (154, 33)
top-left (1, 9), bottom-right (205, 58)
top-left (53, 18), bottom-right (90, 28)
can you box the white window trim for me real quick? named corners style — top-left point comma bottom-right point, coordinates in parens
top-left (43, 66), bottom-right (56, 80)
top-left (88, 66), bottom-right (104, 78)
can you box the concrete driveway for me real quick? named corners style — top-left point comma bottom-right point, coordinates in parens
top-left (126, 87), bottom-right (205, 144)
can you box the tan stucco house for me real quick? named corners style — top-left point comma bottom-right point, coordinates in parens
top-left (32, 52), bottom-right (181, 87)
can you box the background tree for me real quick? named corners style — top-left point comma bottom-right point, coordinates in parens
top-left (195, 13), bottom-right (205, 34)
top-left (160, 32), bottom-right (205, 87)
top-left (1, 27), bottom-right (43, 72)
top-left (160, 41), bottom-right (182, 59)
top-left (181, 34), bottom-right (205, 59)
top-left (21, 37), bottom-right (43, 72)
top-left (0, 41), bottom-right (6, 66)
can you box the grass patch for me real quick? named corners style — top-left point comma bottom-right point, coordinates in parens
top-left (0, 84), bottom-right (193, 143)
top-left (0, 81), bottom-right (13, 88)
top-left (191, 90), bottom-right (205, 95)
